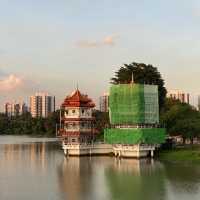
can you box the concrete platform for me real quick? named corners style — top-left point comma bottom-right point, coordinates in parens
top-left (62, 142), bottom-right (157, 158)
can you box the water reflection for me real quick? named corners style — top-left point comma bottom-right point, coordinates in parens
top-left (57, 157), bottom-right (93, 200)
top-left (105, 159), bottom-right (166, 200)
top-left (164, 162), bottom-right (200, 200)
top-left (0, 140), bottom-right (62, 200)
top-left (57, 156), bottom-right (200, 200)
top-left (57, 157), bottom-right (166, 200)
top-left (1, 136), bottom-right (200, 200)
top-left (1, 142), bottom-right (50, 171)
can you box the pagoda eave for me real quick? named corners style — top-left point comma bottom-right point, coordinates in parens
top-left (62, 104), bottom-right (95, 108)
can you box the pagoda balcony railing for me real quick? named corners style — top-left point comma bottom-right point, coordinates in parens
top-left (62, 141), bottom-right (107, 147)
top-left (57, 129), bottom-right (98, 137)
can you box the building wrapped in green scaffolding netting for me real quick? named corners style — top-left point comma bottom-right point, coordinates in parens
top-left (104, 83), bottom-right (166, 144)
top-left (104, 128), bottom-right (166, 144)
top-left (109, 84), bottom-right (159, 125)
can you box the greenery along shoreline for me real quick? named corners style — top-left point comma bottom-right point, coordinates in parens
top-left (159, 145), bottom-right (200, 163)
top-left (0, 111), bottom-right (60, 136)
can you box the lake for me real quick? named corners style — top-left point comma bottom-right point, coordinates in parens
top-left (0, 135), bottom-right (200, 200)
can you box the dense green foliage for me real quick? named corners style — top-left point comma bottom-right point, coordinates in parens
top-left (93, 110), bottom-right (110, 136)
top-left (0, 111), bottom-right (60, 136)
top-left (161, 98), bottom-right (200, 143)
top-left (160, 145), bottom-right (200, 163)
top-left (111, 62), bottom-right (167, 109)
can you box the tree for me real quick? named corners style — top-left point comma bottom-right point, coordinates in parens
top-left (0, 113), bottom-right (9, 134)
top-left (0, 111), bottom-right (59, 136)
top-left (44, 110), bottom-right (60, 135)
top-left (93, 110), bottom-right (110, 139)
top-left (161, 98), bottom-right (200, 144)
top-left (111, 62), bottom-right (167, 109)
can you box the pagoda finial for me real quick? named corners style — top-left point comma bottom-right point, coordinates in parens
top-left (76, 82), bottom-right (79, 91)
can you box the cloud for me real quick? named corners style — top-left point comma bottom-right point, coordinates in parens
top-left (77, 34), bottom-right (119, 48)
top-left (0, 74), bottom-right (23, 91)
top-left (103, 35), bottom-right (117, 46)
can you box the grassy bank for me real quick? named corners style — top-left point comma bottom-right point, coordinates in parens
top-left (159, 145), bottom-right (200, 163)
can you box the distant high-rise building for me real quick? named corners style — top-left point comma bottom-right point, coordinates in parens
top-left (99, 93), bottom-right (109, 112)
top-left (30, 92), bottom-right (55, 118)
top-left (167, 89), bottom-right (190, 104)
top-left (5, 103), bottom-right (12, 117)
top-left (5, 102), bottom-right (28, 117)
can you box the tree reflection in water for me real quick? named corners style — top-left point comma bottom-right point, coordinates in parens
top-left (164, 162), bottom-right (200, 197)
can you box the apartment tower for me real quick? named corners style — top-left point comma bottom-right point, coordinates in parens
top-left (5, 102), bottom-right (28, 117)
top-left (30, 92), bottom-right (55, 118)
top-left (167, 89), bottom-right (190, 104)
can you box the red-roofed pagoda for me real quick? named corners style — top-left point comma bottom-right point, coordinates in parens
top-left (59, 89), bottom-right (97, 145)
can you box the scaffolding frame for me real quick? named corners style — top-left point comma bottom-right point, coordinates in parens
top-left (109, 84), bottom-right (159, 125)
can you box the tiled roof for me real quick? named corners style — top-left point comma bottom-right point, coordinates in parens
top-left (62, 89), bottom-right (95, 108)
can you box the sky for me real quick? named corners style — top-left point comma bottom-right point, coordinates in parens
top-left (1, 0), bottom-right (200, 110)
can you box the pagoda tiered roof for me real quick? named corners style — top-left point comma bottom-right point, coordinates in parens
top-left (62, 89), bottom-right (95, 108)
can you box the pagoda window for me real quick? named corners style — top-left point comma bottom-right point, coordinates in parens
top-left (86, 110), bottom-right (91, 116)
top-left (64, 138), bottom-right (68, 143)
top-left (81, 122), bottom-right (85, 128)
top-left (72, 138), bottom-right (76, 143)
top-left (72, 110), bottom-right (76, 114)
top-left (69, 123), bottom-right (73, 129)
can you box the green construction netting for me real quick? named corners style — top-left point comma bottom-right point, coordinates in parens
top-left (109, 84), bottom-right (159, 125)
top-left (144, 85), bottom-right (159, 124)
top-left (104, 128), bottom-right (166, 144)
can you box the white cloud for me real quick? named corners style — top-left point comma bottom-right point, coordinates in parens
top-left (77, 34), bottom-right (119, 48)
top-left (0, 74), bottom-right (23, 91)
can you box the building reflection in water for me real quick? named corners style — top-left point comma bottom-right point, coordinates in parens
top-left (57, 157), bottom-right (93, 200)
top-left (57, 157), bottom-right (166, 200)
top-left (0, 142), bottom-right (48, 171)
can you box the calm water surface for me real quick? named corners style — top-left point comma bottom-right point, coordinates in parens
top-left (0, 135), bottom-right (200, 200)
